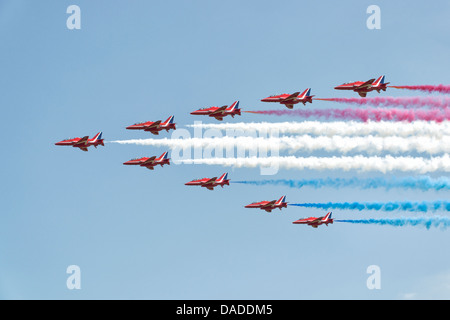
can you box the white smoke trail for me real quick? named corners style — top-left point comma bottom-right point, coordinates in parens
top-left (110, 135), bottom-right (450, 155)
top-left (111, 137), bottom-right (276, 149)
top-left (188, 121), bottom-right (450, 138)
top-left (178, 155), bottom-right (450, 173)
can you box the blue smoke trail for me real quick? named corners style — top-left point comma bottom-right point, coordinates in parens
top-left (336, 217), bottom-right (450, 230)
top-left (232, 176), bottom-right (450, 191)
top-left (289, 201), bottom-right (450, 212)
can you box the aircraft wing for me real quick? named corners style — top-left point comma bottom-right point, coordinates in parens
top-left (209, 106), bottom-right (227, 116)
top-left (141, 156), bottom-right (157, 165)
top-left (282, 92), bottom-right (300, 101)
top-left (261, 200), bottom-right (276, 208)
top-left (73, 136), bottom-right (89, 146)
top-left (145, 120), bottom-right (161, 129)
top-left (202, 177), bottom-right (217, 185)
top-left (79, 147), bottom-right (89, 152)
top-left (308, 218), bottom-right (322, 225)
top-left (356, 78), bottom-right (375, 89)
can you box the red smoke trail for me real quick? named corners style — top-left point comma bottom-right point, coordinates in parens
top-left (314, 96), bottom-right (450, 109)
top-left (246, 108), bottom-right (450, 122)
top-left (389, 85), bottom-right (450, 94)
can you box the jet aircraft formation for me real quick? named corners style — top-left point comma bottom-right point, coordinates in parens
top-left (55, 75), bottom-right (391, 228)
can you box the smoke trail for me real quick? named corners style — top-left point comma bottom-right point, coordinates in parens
top-left (110, 137), bottom-right (253, 148)
top-left (289, 201), bottom-right (450, 212)
top-left (335, 217), bottom-right (450, 230)
top-left (246, 108), bottom-right (450, 122)
top-left (188, 121), bottom-right (450, 138)
top-left (276, 135), bottom-right (450, 154)
top-left (111, 135), bottom-right (450, 155)
top-left (233, 176), bottom-right (450, 191)
top-left (315, 96), bottom-right (450, 109)
top-left (179, 155), bottom-right (450, 173)
top-left (389, 85), bottom-right (450, 94)
top-left (111, 136), bottom-right (280, 151)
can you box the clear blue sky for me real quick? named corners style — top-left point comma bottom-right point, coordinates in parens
top-left (0, 0), bottom-right (449, 299)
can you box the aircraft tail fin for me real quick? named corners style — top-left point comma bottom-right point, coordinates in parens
top-left (228, 101), bottom-right (239, 111)
top-left (217, 172), bottom-right (228, 183)
top-left (322, 212), bottom-right (332, 221)
top-left (276, 195), bottom-right (286, 205)
top-left (92, 132), bottom-right (102, 142)
top-left (157, 152), bottom-right (169, 161)
top-left (162, 115), bottom-right (175, 126)
top-left (373, 75), bottom-right (386, 87)
top-left (299, 88), bottom-right (311, 99)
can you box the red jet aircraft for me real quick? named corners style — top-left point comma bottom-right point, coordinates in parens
top-left (245, 196), bottom-right (287, 213)
top-left (185, 173), bottom-right (229, 190)
top-left (190, 101), bottom-right (241, 121)
top-left (334, 75), bottom-right (389, 97)
top-left (123, 152), bottom-right (170, 170)
top-left (126, 116), bottom-right (176, 135)
top-left (292, 212), bottom-right (333, 228)
top-left (55, 132), bottom-right (104, 152)
top-left (261, 88), bottom-right (314, 109)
